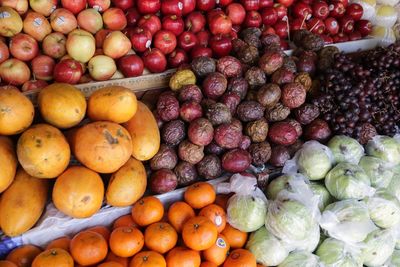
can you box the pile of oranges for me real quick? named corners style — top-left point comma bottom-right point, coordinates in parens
top-left (0, 182), bottom-right (265, 267)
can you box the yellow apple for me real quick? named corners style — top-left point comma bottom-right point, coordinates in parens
top-left (0, 0), bottom-right (28, 14)
top-left (23, 11), bottom-right (52, 41)
top-left (88, 55), bottom-right (116, 81)
top-left (77, 8), bottom-right (103, 34)
top-left (0, 6), bottom-right (23, 37)
top-left (50, 8), bottom-right (78, 34)
top-left (103, 31), bottom-right (131, 59)
top-left (66, 29), bottom-right (96, 63)
top-left (29, 0), bottom-right (57, 16)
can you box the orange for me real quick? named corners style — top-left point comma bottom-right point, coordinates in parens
top-left (214, 194), bottom-right (232, 210)
top-left (129, 251), bottom-right (166, 267)
top-left (202, 234), bottom-right (230, 265)
top-left (167, 201), bottom-right (195, 233)
top-left (106, 251), bottom-right (129, 267)
top-left (113, 215), bottom-right (138, 229)
top-left (131, 196), bottom-right (164, 227)
top-left (199, 204), bottom-right (227, 233)
top-left (109, 227), bottom-right (144, 257)
top-left (70, 230), bottom-right (108, 266)
top-left (221, 223), bottom-right (248, 249)
top-left (31, 248), bottom-right (73, 267)
top-left (182, 216), bottom-right (218, 251)
top-left (166, 247), bottom-right (200, 267)
top-left (223, 249), bottom-right (257, 267)
top-left (87, 226), bottom-right (111, 242)
top-left (257, 265), bottom-right (267, 267)
top-left (45, 237), bottom-right (71, 252)
top-left (144, 222), bottom-right (178, 254)
top-left (200, 262), bottom-right (218, 267)
top-left (184, 182), bottom-right (216, 209)
top-left (0, 261), bottom-right (17, 267)
top-left (6, 245), bottom-right (42, 267)
top-left (98, 262), bottom-right (124, 267)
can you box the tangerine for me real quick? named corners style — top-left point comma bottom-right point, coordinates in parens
top-left (98, 262), bottom-right (124, 267)
top-left (214, 194), bottom-right (232, 210)
top-left (45, 237), bottom-right (71, 252)
top-left (113, 215), bottom-right (138, 229)
top-left (70, 231), bottom-right (108, 266)
top-left (106, 251), bottom-right (129, 267)
top-left (131, 196), bottom-right (164, 227)
top-left (223, 249), bottom-right (257, 267)
top-left (166, 247), bottom-right (200, 267)
top-left (0, 261), bottom-right (17, 267)
top-left (6, 245), bottom-right (42, 267)
top-left (184, 182), bottom-right (216, 209)
top-left (129, 251), bottom-right (166, 267)
top-left (167, 201), bottom-right (195, 233)
top-left (200, 262), bottom-right (218, 267)
top-left (144, 222), bottom-right (178, 254)
top-left (202, 234), bottom-right (230, 265)
top-left (87, 226), bottom-right (111, 242)
top-left (182, 216), bottom-right (218, 251)
top-left (109, 227), bottom-right (144, 257)
top-left (199, 204), bottom-right (226, 233)
top-left (31, 248), bottom-right (73, 267)
top-left (221, 223), bottom-right (248, 249)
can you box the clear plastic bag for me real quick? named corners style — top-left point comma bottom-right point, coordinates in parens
top-left (310, 182), bottom-right (335, 211)
top-left (374, 5), bottom-right (398, 27)
top-left (378, 0), bottom-right (400, 6)
top-left (384, 249), bottom-right (400, 267)
top-left (359, 156), bottom-right (394, 189)
top-left (327, 135), bottom-right (364, 165)
top-left (266, 173), bottom-right (310, 200)
top-left (278, 250), bottom-right (323, 267)
top-left (362, 228), bottom-right (397, 267)
top-left (366, 135), bottom-right (400, 165)
top-left (371, 26), bottom-right (397, 46)
top-left (317, 237), bottom-right (364, 267)
top-left (364, 189), bottom-right (400, 228)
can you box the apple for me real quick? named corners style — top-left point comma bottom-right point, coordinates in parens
top-left (332, 32), bottom-right (349, 42)
top-left (0, 41), bottom-right (9, 64)
top-left (110, 69), bottom-right (124, 79)
top-left (23, 11), bottom-right (52, 41)
top-left (307, 18), bottom-right (325, 34)
top-left (185, 11), bottom-right (206, 33)
top-left (196, 0), bottom-right (216, 11)
top-left (53, 59), bottom-right (83, 84)
top-left (207, 9), bottom-right (224, 23)
top-left (348, 30), bottom-right (362, 40)
top-left (31, 55), bottom-right (55, 80)
top-left (209, 35), bottom-right (232, 58)
top-left (154, 30), bottom-right (177, 54)
top-left (178, 31), bottom-right (198, 51)
top-left (50, 8), bottom-right (78, 34)
top-left (290, 18), bottom-right (307, 31)
top-left (329, 1), bottom-right (345, 18)
top-left (219, 0), bottom-right (233, 6)
top-left (29, 0), bottom-right (57, 16)
top-left (1, 0), bottom-right (28, 14)
top-left (335, 0), bottom-right (348, 8)
top-left (95, 29), bottom-right (111, 47)
top-left (143, 48), bottom-right (167, 73)
top-left (87, 0), bottom-right (110, 12)
top-left (77, 8), bottom-right (104, 34)
top-left (161, 0), bottom-right (184, 16)
top-left (320, 34), bottom-right (333, 44)
top-left (78, 74), bottom-right (93, 84)
top-left (262, 25), bottom-right (276, 34)
top-left (260, 0), bottom-right (273, 8)
top-left (163, 15), bottom-right (184, 36)
top-left (137, 0), bottom-right (161, 14)
top-left (88, 55), bottom-right (116, 80)
top-left (191, 46), bottom-right (212, 58)
top-left (138, 14), bottom-right (162, 35)
top-left (241, 0), bottom-right (260, 11)
top-left (21, 79), bottom-right (48, 92)
top-left (274, 20), bottom-right (289, 38)
top-left (66, 29), bottom-right (96, 63)
top-left (277, 0), bottom-right (293, 7)
top-left (61, 0), bottom-right (86, 14)
top-left (196, 30), bottom-right (210, 46)
top-left (312, 1), bottom-right (329, 20)
top-left (274, 4), bottom-right (287, 20)
top-left (346, 3), bottom-right (363, 21)
top-left (292, 2), bottom-right (312, 19)
top-left (60, 54), bottom-right (87, 73)
top-left (103, 30), bottom-right (131, 58)
top-left (339, 15), bottom-right (354, 33)
top-left (126, 7), bottom-right (140, 27)
top-left (261, 7), bottom-right (278, 25)
top-left (9, 33), bottom-right (39, 62)
top-left (226, 3), bottom-right (246, 25)
top-left (355, 19), bottom-right (372, 36)
top-left (244, 10), bottom-right (262, 27)
top-left (182, 0), bottom-right (196, 15)
top-left (118, 54), bottom-right (144, 77)
top-left (129, 27), bottom-right (152, 52)
top-left (324, 17), bottom-right (339, 35)
top-left (0, 6), bottom-right (23, 37)
top-left (209, 14), bottom-right (232, 35)
top-left (103, 8), bottom-right (127, 30)
top-left (168, 48), bottom-right (188, 67)
top-left (112, 0), bottom-right (134, 10)
top-left (42, 32), bottom-right (67, 59)
top-left (0, 58), bottom-right (30, 85)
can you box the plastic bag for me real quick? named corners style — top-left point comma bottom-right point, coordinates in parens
top-left (320, 199), bottom-right (377, 244)
top-left (362, 228), bottom-right (397, 267)
top-left (359, 156), bottom-right (394, 189)
top-left (310, 182), bottom-right (335, 211)
top-left (278, 250), bottom-right (323, 267)
top-left (385, 249), bottom-right (400, 267)
top-left (371, 26), bottom-right (397, 46)
top-left (364, 189), bottom-right (400, 228)
top-left (266, 173), bottom-right (310, 200)
top-left (387, 165), bottom-right (400, 201)
top-left (366, 135), bottom-right (400, 166)
top-left (283, 141), bottom-right (334, 181)
top-left (351, 0), bottom-right (377, 20)
top-left (328, 135), bottom-right (364, 165)
top-left (218, 174), bottom-right (268, 232)
top-left (378, 0), bottom-right (400, 7)
top-left (394, 23), bottom-right (400, 40)
top-left (374, 5), bottom-right (398, 27)
top-left (317, 237), bottom-right (364, 267)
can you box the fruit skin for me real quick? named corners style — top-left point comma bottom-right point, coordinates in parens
top-left (144, 222), bottom-right (178, 254)
top-left (103, 30), bottom-right (131, 59)
top-left (184, 182), bottom-right (216, 209)
top-left (106, 157), bottom-right (147, 207)
top-left (53, 59), bottom-right (83, 84)
top-left (31, 248), bottom-right (74, 267)
top-left (46, 237), bottom-right (71, 251)
top-left (0, 58), bottom-right (31, 86)
top-left (166, 247), bottom-right (201, 267)
top-left (72, 121), bottom-right (133, 173)
top-left (66, 29), bottom-right (96, 63)
top-left (203, 234), bottom-right (230, 265)
top-left (123, 101), bottom-right (161, 161)
top-left (223, 249), bottom-right (257, 267)
top-left (38, 83), bottom-right (86, 129)
top-left (70, 231), bottom-right (108, 266)
top-left (130, 251), bottom-right (166, 267)
top-left (0, 86), bottom-right (34, 135)
top-left (118, 54), bottom-right (144, 77)
top-left (109, 226), bottom-right (144, 257)
top-left (0, 260), bottom-right (18, 267)
top-left (131, 196), bottom-right (164, 227)
top-left (9, 33), bottom-right (39, 62)
top-left (17, 124), bottom-right (71, 179)
top-left (0, 137), bottom-right (17, 193)
top-left (182, 216), bottom-right (218, 251)
top-left (0, 6), bottom-right (23, 37)
top-left (0, 169), bottom-right (49, 237)
top-left (23, 11), bottom-right (52, 41)
top-left (143, 48), bottom-right (168, 73)
top-left (221, 223), bottom-right (248, 248)
top-left (6, 245), bottom-right (42, 267)
top-left (168, 201), bottom-right (195, 233)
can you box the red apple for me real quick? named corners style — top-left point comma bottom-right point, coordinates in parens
top-left (129, 27), bottom-right (152, 52)
top-left (126, 8), bottom-right (140, 27)
top-left (29, 0), bottom-right (57, 16)
top-left (355, 19), bottom-right (372, 36)
top-left (280, 39), bottom-right (288, 49)
top-left (324, 17), bottom-right (339, 35)
top-left (42, 32), bottom-right (67, 59)
top-left (137, 0), bottom-right (161, 14)
top-left (182, 0), bottom-right (196, 15)
top-left (339, 15), bottom-right (354, 33)
top-left (143, 48), bottom-right (167, 73)
top-left (207, 9), bottom-right (224, 23)
top-left (88, 55), bottom-right (116, 80)
top-left (21, 79), bottom-right (48, 92)
top-left (95, 29), bottom-right (111, 47)
top-left (154, 30), bottom-right (177, 54)
top-left (53, 59), bottom-right (83, 84)
top-left (209, 35), bottom-right (231, 58)
top-left (277, 0), bottom-right (293, 7)
top-left (87, 0), bottom-right (110, 12)
top-left (196, 30), bottom-right (210, 46)
top-left (50, 8), bottom-right (78, 34)
top-left (196, 0), bottom-right (216, 11)
top-left (178, 31), bottom-right (198, 51)
top-left (163, 15), bottom-right (184, 36)
top-left (260, 0), bottom-right (273, 8)
top-left (346, 3), bottom-right (363, 21)
top-left (307, 18), bottom-right (325, 34)
top-left (168, 48), bottom-right (188, 67)
top-left (348, 30), bottom-right (362, 40)
top-left (209, 14), bottom-right (232, 35)
top-left (22, 11), bottom-right (52, 42)
top-left (0, 41), bottom-right (9, 64)
top-left (262, 25), bottom-right (276, 34)
top-left (77, 8), bottom-right (103, 34)
top-left (312, 1), bottom-right (329, 20)
top-left (241, 0), bottom-right (260, 11)
top-left (329, 1), bottom-right (345, 18)
top-left (1, 0), bottom-right (28, 15)
top-left (320, 34), bottom-right (333, 43)
top-left (9, 33), bottom-right (39, 61)
top-left (118, 54), bottom-right (144, 77)
top-left (103, 8), bottom-right (127, 30)
top-left (244, 10), bottom-right (262, 27)
top-left (185, 11), bottom-right (206, 33)
top-left (274, 20), bottom-right (289, 38)
top-left (261, 7), bottom-right (278, 25)
top-left (191, 46), bottom-right (212, 58)
top-left (290, 17), bottom-right (307, 31)
top-left (61, 0), bottom-right (86, 14)
top-left (78, 74), bottom-right (93, 84)
top-left (274, 4), bottom-right (287, 20)
top-left (161, 0), bottom-right (184, 16)
top-left (103, 30), bottom-right (131, 58)
top-left (226, 3), bottom-right (246, 25)
top-left (332, 32), bottom-right (349, 42)
top-left (112, 0), bottom-right (134, 10)
top-left (138, 14), bottom-right (162, 35)
top-left (292, 2), bottom-right (312, 19)
top-left (335, 0), bottom-right (348, 8)
top-left (0, 58), bottom-right (30, 86)
top-left (31, 55), bottom-right (55, 80)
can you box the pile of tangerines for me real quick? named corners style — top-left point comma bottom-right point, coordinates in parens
top-left (0, 182), bottom-right (264, 267)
